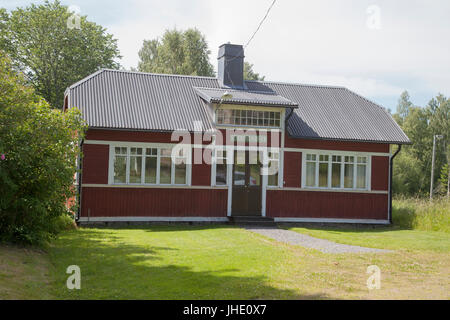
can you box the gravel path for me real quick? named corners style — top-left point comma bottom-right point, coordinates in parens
top-left (246, 227), bottom-right (392, 254)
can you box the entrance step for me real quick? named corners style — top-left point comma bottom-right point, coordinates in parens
top-left (229, 216), bottom-right (276, 227)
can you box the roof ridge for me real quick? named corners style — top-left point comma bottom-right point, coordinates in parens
top-left (193, 86), bottom-right (278, 95)
top-left (101, 68), bottom-right (218, 80)
top-left (246, 79), bottom-right (346, 90)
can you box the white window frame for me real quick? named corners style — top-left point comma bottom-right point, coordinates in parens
top-left (109, 144), bottom-right (191, 186)
top-left (266, 150), bottom-right (280, 188)
top-left (211, 147), bottom-right (231, 186)
top-left (301, 151), bottom-right (371, 191)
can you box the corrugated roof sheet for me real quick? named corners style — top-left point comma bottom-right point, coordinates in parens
top-left (67, 69), bottom-right (410, 144)
top-left (194, 87), bottom-right (298, 108)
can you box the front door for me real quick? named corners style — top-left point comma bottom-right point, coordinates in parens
top-left (231, 150), bottom-right (262, 216)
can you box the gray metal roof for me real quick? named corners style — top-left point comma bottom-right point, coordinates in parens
top-left (66, 69), bottom-right (410, 144)
top-left (193, 87), bottom-right (298, 108)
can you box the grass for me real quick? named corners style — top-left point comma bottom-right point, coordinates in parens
top-left (1, 220), bottom-right (449, 300)
top-left (0, 198), bottom-right (449, 300)
top-left (286, 198), bottom-right (450, 253)
top-left (392, 197), bottom-right (450, 232)
top-left (0, 244), bottom-right (53, 299)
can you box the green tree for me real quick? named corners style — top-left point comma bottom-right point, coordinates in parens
top-left (395, 90), bottom-right (413, 124)
top-left (138, 28), bottom-right (214, 77)
top-left (428, 94), bottom-right (450, 194)
top-left (439, 163), bottom-right (449, 196)
top-left (0, 52), bottom-right (86, 244)
top-left (244, 62), bottom-right (265, 81)
top-left (392, 92), bottom-right (450, 196)
top-left (1, 0), bottom-right (121, 108)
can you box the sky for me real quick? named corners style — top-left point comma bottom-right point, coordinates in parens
top-left (2, 0), bottom-right (449, 112)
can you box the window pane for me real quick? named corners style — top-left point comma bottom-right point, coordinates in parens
top-left (160, 156), bottom-right (172, 184)
top-left (306, 162), bottom-right (316, 187)
top-left (357, 156), bottom-right (367, 164)
top-left (146, 148), bottom-right (157, 156)
top-left (161, 148), bottom-right (172, 157)
top-left (130, 147), bottom-right (142, 155)
top-left (129, 156), bottom-right (142, 183)
top-left (332, 162), bottom-right (341, 188)
top-left (344, 163), bottom-right (354, 188)
top-left (249, 163), bottom-right (261, 186)
top-left (114, 156), bottom-right (127, 183)
top-left (319, 162), bottom-right (328, 187)
top-left (115, 147), bottom-right (127, 155)
top-left (357, 164), bottom-right (366, 188)
top-left (175, 162), bottom-right (186, 184)
top-left (268, 160), bottom-right (279, 186)
top-left (216, 164), bottom-right (227, 185)
top-left (145, 157), bottom-right (157, 184)
top-left (234, 151), bottom-right (246, 186)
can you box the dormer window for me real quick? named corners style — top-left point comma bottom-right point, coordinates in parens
top-left (216, 108), bottom-right (281, 127)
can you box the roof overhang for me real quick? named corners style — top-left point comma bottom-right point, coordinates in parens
top-left (194, 87), bottom-right (298, 108)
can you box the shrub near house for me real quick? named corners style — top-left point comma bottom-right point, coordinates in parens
top-left (0, 52), bottom-right (86, 244)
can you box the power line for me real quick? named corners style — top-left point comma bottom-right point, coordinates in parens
top-left (244, 0), bottom-right (277, 49)
top-left (222, 0), bottom-right (277, 87)
top-left (226, 0), bottom-right (277, 64)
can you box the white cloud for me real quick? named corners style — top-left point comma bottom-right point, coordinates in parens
top-left (7, 0), bottom-right (448, 107)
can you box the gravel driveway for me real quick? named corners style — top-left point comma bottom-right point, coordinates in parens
top-left (246, 227), bottom-right (392, 254)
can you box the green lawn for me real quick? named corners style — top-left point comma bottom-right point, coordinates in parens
top-left (285, 226), bottom-right (449, 252)
top-left (1, 224), bottom-right (449, 300)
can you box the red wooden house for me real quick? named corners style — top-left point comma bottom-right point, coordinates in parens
top-left (64, 43), bottom-right (410, 225)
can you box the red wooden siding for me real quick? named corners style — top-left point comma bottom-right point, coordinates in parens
top-left (285, 136), bottom-right (390, 153)
top-left (266, 190), bottom-right (388, 220)
top-left (371, 156), bottom-right (389, 191)
top-left (283, 152), bottom-right (302, 187)
top-left (81, 187), bottom-right (227, 217)
top-left (191, 148), bottom-right (211, 186)
top-left (82, 144), bottom-right (109, 184)
top-left (86, 129), bottom-right (208, 145)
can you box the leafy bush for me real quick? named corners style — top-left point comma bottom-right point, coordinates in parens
top-left (393, 197), bottom-right (450, 233)
top-left (0, 52), bottom-right (86, 244)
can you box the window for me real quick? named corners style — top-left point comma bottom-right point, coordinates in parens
top-left (129, 148), bottom-right (143, 183)
top-left (214, 149), bottom-right (228, 186)
top-left (267, 151), bottom-right (279, 187)
top-left (318, 155), bottom-right (329, 187)
top-left (144, 148), bottom-right (157, 184)
top-left (305, 154), bottom-right (316, 187)
top-left (216, 108), bottom-right (281, 127)
top-left (159, 148), bottom-right (172, 184)
top-left (356, 156), bottom-right (367, 189)
top-left (303, 152), bottom-right (369, 190)
top-left (113, 147), bottom-right (127, 184)
top-left (112, 146), bottom-right (189, 185)
top-left (331, 155), bottom-right (341, 188)
top-left (344, 156), bottom-right (354, 188)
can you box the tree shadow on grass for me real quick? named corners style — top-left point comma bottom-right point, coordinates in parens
top-left (50, 229), bottom-right (330, 300)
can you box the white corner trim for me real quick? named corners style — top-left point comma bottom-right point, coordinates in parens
top-left (273, 217), bottom-right (390, 224)
top-left (78, 216), bottom-right (229, 222)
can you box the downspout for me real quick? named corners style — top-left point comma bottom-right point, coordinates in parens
top-left (389, 144), bottom-right (402, 224)
top-left (76, 139), bottom-right (84, 223)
